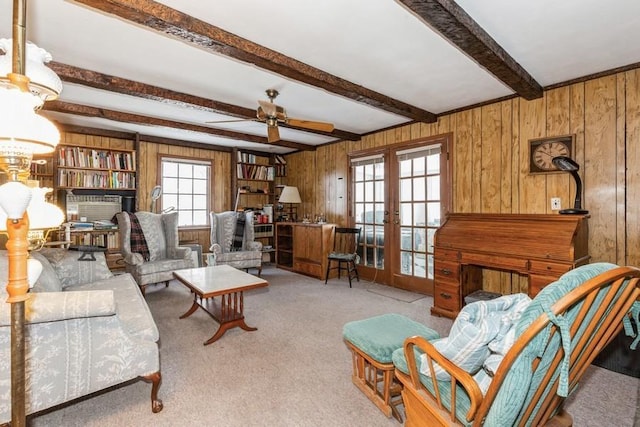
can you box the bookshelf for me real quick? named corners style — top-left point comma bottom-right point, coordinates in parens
top-left (29, 154), bottom-right (55, 189)
top-left (233, 149), bottom-right (287, 262)
top-left (56, 145), bottom-right (136, 190)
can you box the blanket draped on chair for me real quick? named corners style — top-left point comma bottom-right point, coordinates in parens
top-left (231, 213), bottom-right (245, 251)
top-left (119, 212), bottom-right (150, 261)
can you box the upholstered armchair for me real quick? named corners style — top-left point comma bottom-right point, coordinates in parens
top-left (208, 211), bottom-right (263, 275)
top-left (116, 211), bottom-right (194, 294)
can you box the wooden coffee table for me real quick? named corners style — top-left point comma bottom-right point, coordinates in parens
top-left (173, 265), bottom-right (268, 345)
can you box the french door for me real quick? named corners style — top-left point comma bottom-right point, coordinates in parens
top-left (351, 135), bottom-right (451, 294)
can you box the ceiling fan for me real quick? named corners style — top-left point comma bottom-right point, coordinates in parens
top-left (208, 89), bottom-right (334, 143)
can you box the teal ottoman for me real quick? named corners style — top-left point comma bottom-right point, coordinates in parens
top-left (343, 313), bottom-right (439, 421)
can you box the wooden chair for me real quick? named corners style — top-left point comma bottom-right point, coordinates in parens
top-left (393, 263), bottom-right (640, 427)
top-left (324, 227), bottom-right (361, 287)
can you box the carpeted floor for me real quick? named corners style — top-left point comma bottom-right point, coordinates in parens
top-left (29, 266), bottom-right (639, 426)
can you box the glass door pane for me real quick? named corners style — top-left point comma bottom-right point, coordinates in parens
top-left (353, 157), bottom-right (385, 270)
top-left (393, 145), bottom-right (442, 290)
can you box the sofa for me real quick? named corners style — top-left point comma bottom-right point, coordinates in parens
top-left (208, 211), bottom-right (263, 275)
top-left (0, 248), bottom-right (162, 423)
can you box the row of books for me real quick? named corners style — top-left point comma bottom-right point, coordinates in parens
top-left (58, 169), bottom-right (136, 189)
top-left (236, 152), bottom-right (287, 165)
top-left (237, 164), bottom-right (275, 181)
top-left (68, 230), bottom-right (119, 249)
top-left (58, 146), bottom-right (136, 171)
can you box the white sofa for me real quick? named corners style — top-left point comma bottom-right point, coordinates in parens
top-left (0, 248), bottom-right (163, 423)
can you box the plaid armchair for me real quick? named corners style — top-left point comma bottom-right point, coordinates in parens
top-left (208, 211), bottom-right (263, 275)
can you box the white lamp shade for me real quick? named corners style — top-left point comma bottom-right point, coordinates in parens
top-left (0, 86), bottom-right (60, 154)
top-left (279, 186), bottom-right (302, 204)
top-left (27, 187), bottom-right (64, 230)
top-left (0, 39), bottom-right (63, 101)
top-left (0, 181), bottom-right (32, 220)
top-left (0, 186), bottom-right (63, 231)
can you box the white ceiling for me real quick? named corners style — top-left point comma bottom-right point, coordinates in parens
top-left (1, 0), bottom-right (639, 154)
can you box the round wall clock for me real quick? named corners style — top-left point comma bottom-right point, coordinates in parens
top-left (529, 135), bottom-right (574, 173)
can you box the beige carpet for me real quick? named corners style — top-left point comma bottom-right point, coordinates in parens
top-left (366, 282), bottom-right (426, 303)
top-left (28, 266), bottom-right (638, 427)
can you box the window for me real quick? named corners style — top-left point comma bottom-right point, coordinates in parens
top-left (160, 157), bottom-right (211, 227)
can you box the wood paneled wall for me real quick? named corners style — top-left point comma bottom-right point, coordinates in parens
top-left (286, 68), bottom-right (640, 268)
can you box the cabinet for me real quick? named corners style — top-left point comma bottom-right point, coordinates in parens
top-left (431, 213), bottom-right (589, 319)
top-left (276, 223), bottom-right (335, 279)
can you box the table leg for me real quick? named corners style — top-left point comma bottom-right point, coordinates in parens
top-left (179, 296), bottom-right (200, 319)
top-left (202, 291), bottom-right (258, 345)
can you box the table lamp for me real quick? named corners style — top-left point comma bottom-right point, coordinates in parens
top-left (278, 186), bottom-right (301, 222)
top-left (551, 156), bottom-right (589, 215)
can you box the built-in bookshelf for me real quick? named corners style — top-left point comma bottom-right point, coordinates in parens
top-left (29, 154), bottom-right (55, 189)
top-left (56, 145), bottom-right (136, 190)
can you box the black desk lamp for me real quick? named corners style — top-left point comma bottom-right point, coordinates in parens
top-left (552, 156), bottom-right (589, 215)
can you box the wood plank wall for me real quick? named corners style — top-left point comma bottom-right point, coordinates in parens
top-left (285, 68), bottom-right (640, 272)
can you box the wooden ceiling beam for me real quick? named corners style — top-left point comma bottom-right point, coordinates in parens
top-left (44, 101), bottom-right (315, 151)
top-left (398, 0), bottom-right (543, 100)
top-left (71, 0), bottom-right (437, 123)
top-left (49, 62), bottom-right (360, 141)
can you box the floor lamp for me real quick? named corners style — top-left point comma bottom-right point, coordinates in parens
top-left (0, 1), bottom-right (63, 425)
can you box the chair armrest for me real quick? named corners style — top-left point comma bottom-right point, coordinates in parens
top-left (210, 243), bottom-right (223, 255)
top-left (0, 290), bottom-right (116, 326)
top-left (247, 241), bottom-right (262, 251)
top-left (174, 246), bottom-right (192, 260)
top-left (122, 252), bottom-right (144, 266)
top-left (403, 335), bottom-right (484, 423)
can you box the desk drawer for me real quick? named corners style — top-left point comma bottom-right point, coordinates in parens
top-left (434, 283), bottom-right (461, 313)
top-left (461, 252), bottom-right (528, 272)
top-left (528, 260), bottom-right (571, 276)
top-left (434, 260), bottom-right (460, 282)
top-left (434, 248), bottom-right (460, 261)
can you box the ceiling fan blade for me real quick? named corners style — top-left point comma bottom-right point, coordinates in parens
top-left (267, 125), bottom-right (280, 143)
top-left (287, 117), bottom-right (335, 132)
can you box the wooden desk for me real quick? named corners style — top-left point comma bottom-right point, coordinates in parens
top-left (432, 213), bottom-right (589, 318)
top-left (173, 265), bottom-right (268, 345)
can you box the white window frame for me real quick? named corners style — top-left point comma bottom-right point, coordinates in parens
top-left (159, 156), bottom-right (211, 227)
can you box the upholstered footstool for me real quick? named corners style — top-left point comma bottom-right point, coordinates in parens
top-left (343, 313), bottom-right (439, 422)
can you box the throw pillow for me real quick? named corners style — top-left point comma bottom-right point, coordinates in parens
top-left (29, 251), bottom-right (63, 292)
top-left (40, 248), bottom-right (113, 289)
top-left (421, 293), bottom-right (532, 381)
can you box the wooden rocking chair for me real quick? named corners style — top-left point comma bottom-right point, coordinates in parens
top-left (394, 263), bottom-right (640, 426)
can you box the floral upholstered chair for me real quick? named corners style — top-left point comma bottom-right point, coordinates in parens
top-left (116, 211), bottom-right (194, 294)
top-left (208, 211), bottom-right (263, 275)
